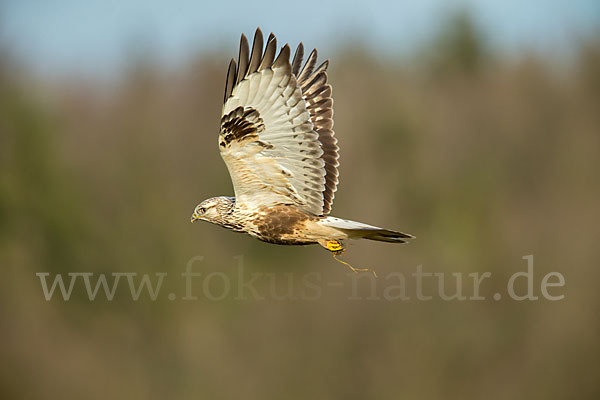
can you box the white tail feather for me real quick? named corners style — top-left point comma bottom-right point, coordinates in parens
top-left (320, 217), bottom-right (414, 243)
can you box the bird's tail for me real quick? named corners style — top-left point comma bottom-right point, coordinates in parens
top-left (320, 217), bottom-right (414, 243)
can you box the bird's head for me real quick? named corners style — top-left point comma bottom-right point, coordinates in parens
top-left (191, 196), bottom-right (234, 224)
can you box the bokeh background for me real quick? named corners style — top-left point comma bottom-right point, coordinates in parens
top-left (1, 0), bottom-right (599, 398)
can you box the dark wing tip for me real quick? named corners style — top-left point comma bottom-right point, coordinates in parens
top-left (314, 59), bottom-right (329, 75)
top-left (224, 58), bottom-right (237, 103)
top-left (259, 33), bottom-right (277, 71)
top-left (292, 42), bottom-right (304, 76)
top-left (235, 33), bottom-right (250, 85)
top-left (273, 44), bottom-right (291, 69)
top-left (247, 28), bottom-right (264, 76)
top-left (297, 48), bottom-right (318, 84)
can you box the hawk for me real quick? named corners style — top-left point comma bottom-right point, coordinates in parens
top-left (191, 28), bottom-right (413, 272)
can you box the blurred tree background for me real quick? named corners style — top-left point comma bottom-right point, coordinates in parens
top-left (1, 7), bottom-right (599, 400)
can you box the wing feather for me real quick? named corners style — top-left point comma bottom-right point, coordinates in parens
top-left (297, 49), bottom-right (318, 84)
top-left (247, 29), bottom-right (264, 77)
top-left (272, 44), bottom-right (290, 69)
top-left (224, 58), bottom-right (237, 103)
top-left (236, 34), bottom-right (249, 85)
top-left (313, 60), bottom-right (329, 76)
top-left (292, 43), bottom-right (304, 76)
top-left (258, 33), bottom-right (276, 71)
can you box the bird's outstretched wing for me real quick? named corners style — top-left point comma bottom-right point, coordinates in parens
top-left (219, 28), bottom-right (339, 216)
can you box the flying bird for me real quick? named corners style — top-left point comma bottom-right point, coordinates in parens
top-left (191, 28), bottom-right (413, 273)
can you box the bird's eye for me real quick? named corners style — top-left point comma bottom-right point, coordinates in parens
top-left (199, 207), bottom-right (206, 214)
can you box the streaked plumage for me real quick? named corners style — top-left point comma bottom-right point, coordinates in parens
top-left (192, 28), bottom-right (413, 260)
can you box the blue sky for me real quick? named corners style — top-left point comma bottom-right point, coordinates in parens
top-left (1, 0), bottom-right (598, 78)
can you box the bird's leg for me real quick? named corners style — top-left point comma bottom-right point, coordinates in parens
top-left (321, 240), bottom-right (377, 277)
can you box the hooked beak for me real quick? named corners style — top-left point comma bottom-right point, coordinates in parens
top-left (191, 212), bottom-right (202, 223)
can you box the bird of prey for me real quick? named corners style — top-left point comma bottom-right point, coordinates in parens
top-left (191, 28), bottom-right (413, 273)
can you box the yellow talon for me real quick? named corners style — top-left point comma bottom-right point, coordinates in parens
top-left (326, 240), bottom-right (344, 253)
